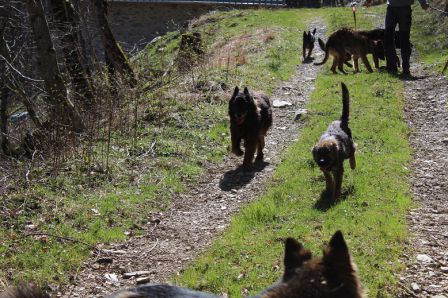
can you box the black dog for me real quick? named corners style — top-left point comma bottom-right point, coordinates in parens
top-left (229, 86), bottom-right (272, 169)
top-left (312, 83), bottom-right (356, 200)
top-left (302, 28), bottom-right (317, 60)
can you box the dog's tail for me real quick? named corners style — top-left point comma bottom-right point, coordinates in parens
top-left (340, 82), bottom-right (350, 126)
top-left (318, 37), bottom-right (326, 51)
top-left (314, 43), bottom-right (329, 66)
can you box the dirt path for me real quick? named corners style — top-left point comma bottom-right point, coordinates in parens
top-left (59, 20), bottom-right (327, 298)
top-left (398, 66), bottom-right (448, 297)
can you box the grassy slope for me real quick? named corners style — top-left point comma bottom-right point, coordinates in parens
top-left (0, 8), bottom-right (315, 288)
top-left (412, 1), bottom-right (448, 71)
top-left (175, 8), bottom-right (412, 298)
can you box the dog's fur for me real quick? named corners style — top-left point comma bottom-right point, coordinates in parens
top-left (314, 28), bottom-right (374, 74)
top-left (318, 36), bottom-right (384, 70)
top-left (312, 83), bottom-right (356, 200)
top-left (108, 231), bottom-right (364, 298)
top-left (302, 28), bottom-right (317, 60)
top-left (229, 86), bottom-right (272, 168)
top-left (0, 283), bottom-right (50, 298)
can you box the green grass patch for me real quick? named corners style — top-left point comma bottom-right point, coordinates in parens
top-left (0, 7), bottom-right (316, 288)
top-left (176, 52), bottom-right (412, 298)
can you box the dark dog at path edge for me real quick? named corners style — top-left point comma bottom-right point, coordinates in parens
top-left (312, 82), bottom-right (356, 200)
top-left (0, 232), bottom-right (364, 298)
top-left (229, 86), bottom-right (272, 169)
top-left (303, 28), bottom-right (317, 60)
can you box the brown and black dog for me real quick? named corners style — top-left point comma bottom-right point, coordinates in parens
top-left (107, 231), bottom-right (364, 298)
top-left (229, 86), bottom-right (272, 169)
top-left (302, 28), bottom-right (317, 60)
top-left (312, 83), bottom-right (356, 200)
top-left (314, 28), bottom-right (374, 74)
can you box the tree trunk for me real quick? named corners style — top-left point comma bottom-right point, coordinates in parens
top-left (50, 0), bottom-right (94, 104)
top-left (93, 0), bottom-right (136, 86)
top-left (0, 5), bottom-right (11, 155)
top-left (26, 0), bottom-right (84, 132)
top-left (0, 87), bottom-right (10, 156)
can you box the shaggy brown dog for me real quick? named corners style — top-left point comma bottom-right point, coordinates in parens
top-left (107, 231), bottom-right (364, 298)
top-left (229, 86), bottom-right (272, 168)
top-left (314, 28), bottom-right (374, 74)
top-left (312, 83), bottom-right (356, 200)
top-left (302, 28), bottom-right (316, 60)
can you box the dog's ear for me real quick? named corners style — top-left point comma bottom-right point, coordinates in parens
top-left (323, 231), bottom-right (352, 269)
top-left (283, 238), bottom-right (311, 281)
top-left (312, 28), bottom-right (317, 35)
top-left (231, 86), bottom-right (239, 99)
top-left (243, 87), bottom-right (251, 99)
top-left (303, 31), bottom-right (307, 40)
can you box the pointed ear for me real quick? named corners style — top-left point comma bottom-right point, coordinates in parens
top-left (283, 238), bottom-right (311, 280)
top-left (312, 28), bottom-right (317, 35)
top-left (243, 87), bottom-right (251, 98)
top-left (323, 231), bottom-right (351, 266)
top-left (232, 86), bottom-right (239, 99)
top-left (303, 31), bottom-right (307, 39)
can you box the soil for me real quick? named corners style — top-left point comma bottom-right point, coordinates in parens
top-left (398, 65), bottom-right (448, 297)
top-left (58, 20), bottom-right (327, 298)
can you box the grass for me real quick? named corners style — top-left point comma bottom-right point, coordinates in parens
top-left (2, 5), bottom-right (419, 294)
top-left (0, 7), bottom-right (316, 288)
top-left (176, 70), bottom-right (412, 298)
top-left (411, 1), bottom-right (448, 72)
top-left (175, 7), bottom-right (414, 298)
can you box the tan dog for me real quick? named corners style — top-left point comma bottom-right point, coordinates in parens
top-left (312, 83), bottom-right (356, 200)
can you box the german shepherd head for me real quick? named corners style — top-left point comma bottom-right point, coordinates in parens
top-left (260, 231), bottom-right (364, 298)
top-left (303, 28), bottom-right (317, 60)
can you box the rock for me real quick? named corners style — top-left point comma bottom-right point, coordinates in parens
top-left (417, 254), bottom-right (433, 263)
top-left (273, 100), bottom-right (292, 108)
top-left (294, 109), bottom-right (308, 121)
top-left (123, 271), bottom-right (152, 279)
top-left (411, 282), bottom-right (421, 292)
top-left (440, 266), bottom-right (448, 273)
top-left (136, 276), bottom-right (151, 285)
top-left (431, 295), bottom-right (447, 298)
top-left (96, 257), bottom-right (113, 264)
top-left (104, 273), bottom-right (119, 283)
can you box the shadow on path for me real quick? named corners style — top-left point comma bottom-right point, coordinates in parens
top-left (219, 161), bottom-right (269, 191)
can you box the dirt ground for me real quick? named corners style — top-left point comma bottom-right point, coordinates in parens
top-left (398, 65), bottom-right (448, 297)
top-left (58, 20), bottom-right (327, 298)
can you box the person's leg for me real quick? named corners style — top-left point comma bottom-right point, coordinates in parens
top-left (385, 6), bottom-right (399, 72)
top-left (398, 6), bottom-right (412, 74)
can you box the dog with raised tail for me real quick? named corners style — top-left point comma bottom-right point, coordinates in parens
top-left (312, 82), bottom-right (356, 200)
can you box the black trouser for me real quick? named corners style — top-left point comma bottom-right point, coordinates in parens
top-left (384, 6), bottom-right (412, 71)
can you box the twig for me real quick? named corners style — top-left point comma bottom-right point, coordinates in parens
top-left (0, 55), bottom-right (44, 82)
top-left (24, 232), bottom-right (98, 251)
top-left (148, 238), bottom-right (159, 254)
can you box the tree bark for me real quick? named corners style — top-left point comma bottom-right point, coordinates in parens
top-left (51, 0), bottom-right (94, 104)
top-left (93, 0), bottom-right (136, 86)
top-left (26, 0), bottom-right (84, 131)
top-left (0, 5), bottom-right (11, 155)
